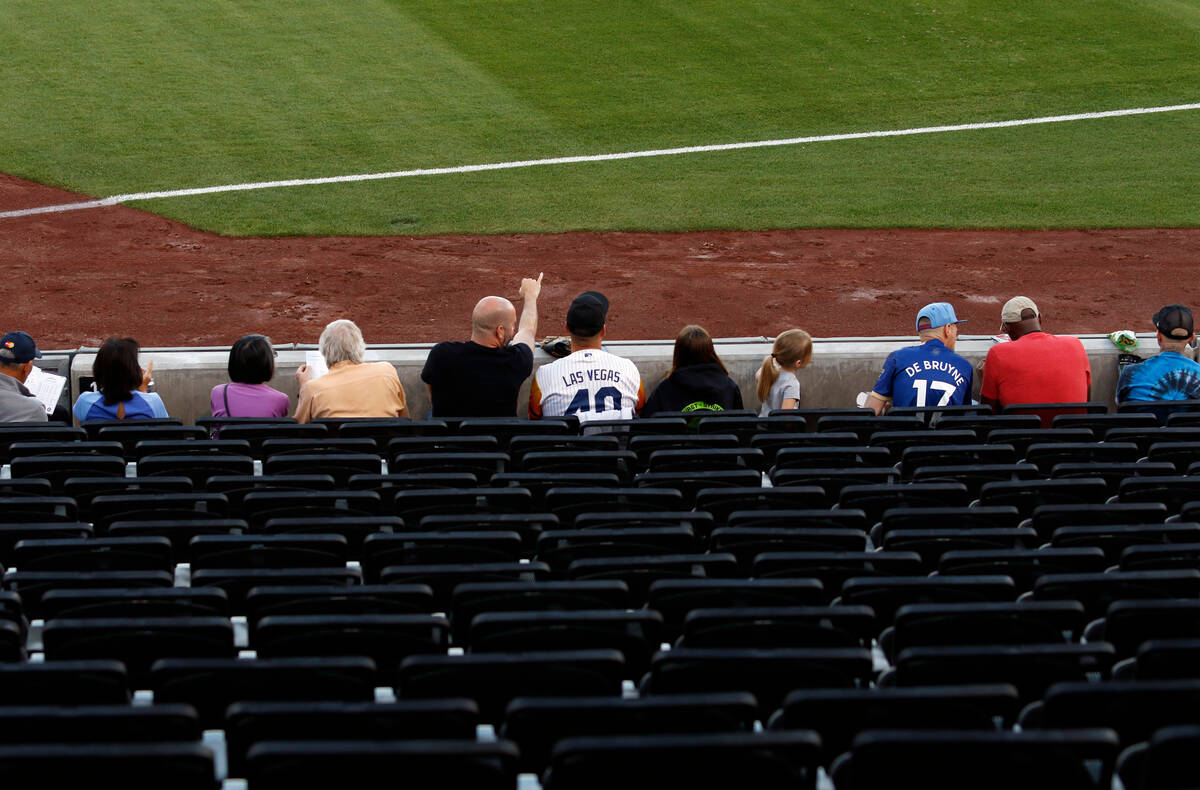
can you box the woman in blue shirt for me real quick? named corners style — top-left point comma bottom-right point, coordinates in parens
top-left (73, 337), bottom-right (168, 421)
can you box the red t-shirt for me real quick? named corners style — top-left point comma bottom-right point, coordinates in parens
top-left (981, 332), bottom-right (1091, 425)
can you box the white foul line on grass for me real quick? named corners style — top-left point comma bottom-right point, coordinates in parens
top-left (3, 101), bottom-right (1199, 220)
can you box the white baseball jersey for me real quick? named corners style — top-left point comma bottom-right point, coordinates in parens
top-left (530, 348), bottom-right (645, 423)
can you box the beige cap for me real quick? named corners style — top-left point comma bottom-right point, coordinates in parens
top-left (1000, 296), bottom-right (1039, 323)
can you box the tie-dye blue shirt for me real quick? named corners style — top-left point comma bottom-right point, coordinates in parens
top-left (1116, 350), bottom-right (1200, 403)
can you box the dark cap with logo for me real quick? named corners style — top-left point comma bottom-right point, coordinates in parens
top-left (1153, 304), bottom-right (1194, 340)
top-left (0, 331), bottom-right (42, 364)
top-left (566, 291), bottom-right (609, 336)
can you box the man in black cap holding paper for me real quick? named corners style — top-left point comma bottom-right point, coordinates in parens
top-left (1116, 304), bottom-right (1200, 404)
top-left (528, 291), bottom-right (645, 422)
top-left (0, 331), bottom-right (48, 423)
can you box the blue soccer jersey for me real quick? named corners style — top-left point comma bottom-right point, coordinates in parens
top-left (872, 339), bottom-right (973, 409)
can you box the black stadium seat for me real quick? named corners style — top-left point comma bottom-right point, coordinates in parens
top-left (213, 422), bottom-right (328, 456)
top-left (9, 454), bottom-right (126, 491)
top-left (502, 692), bottom-right (757, 774)
top-left (393, 487), bottom-right (532, 521)
top-left (977, 478), bottom-right (1109, 516)
top-left (390, 452), bottom-right (508, 481)
top-left (1049, 462), bottom-right (1175, 493)
top-left (396, 650), bottom-right (626, 723)
top-left (89, 493), bottom-right (229, 532)
top-left (935, 548), bottom-right (1108, 592)
top-left (190, 567), bottom-right (361, 614)
top-left (536, 528), bottom-right (699, 572)
top-left (261, 515), bottom-right (404, 555)
top-left (240, 490), bottom-right (380, 526)
top-left (64, 476), bottom-right (194, 517)
top-left (632, 434), bottom-right (740, 467)
top-left (634, 470), bottom-right (762, 506)
top-left (492, 473), bottom-right (621, 507)
top-left (543, 488), bottom-right (684, 520)
top-left (985, 427), bottom-right (1094, 455)
top-left (837, 482), bottom-right (971, 522)
top-left (244, 739), bottom-right (518, 790)
top-left (1049, 523), bottom-right (1200, 561)
top-left (544, 731), bottom-right (821, 790)
top-left (450, 581), bottom-right (632, 644)
top-left (41, 588), bottom-right (230, 621)
top-left (1115, 639), bottom-right (1200, 680)
top-left (832, 729), bottom-right (1119, 790)
top-left (0, 704), bottom-right (201, 745)
top-left (261, 453), bottom-right (382, 485)
top-left (909, 463), bottom-right (1039, 495)
top-left (187, 533), bottom-right (349, 570)
top-left (1021, 679), bottom-right (1200, 745)
top-left (1031, 570), bottom-right (1200, 619)
top-left (81, 418), bottom-right (184, 441)
top-left (1086, 599), bottom-right (1200, 658)
top-left (1116, 725), bottom-right (1200, 790)
top-left (770, 684), bottom-right (1021, 765)
top-left (380, 561), bottom-right (550, 608)
top-left (224, 698), bottom-right (479, 776)
top-left (365, 531), bottom-right (524, 574)
top-left (469, 610), bottom-right (663, 674)
top-left (334, 419), bottom-right (447, 445)
top-left (252, 613), bottom-right (450, 665)
top-left (13, 536), bottom-right (174, 572)
top-left (0, 660), bottom-right (130, 706)
top-left (837, 575), bottom-right (1018, 624)
top-left (1025, 502), bottom-right (1169, 539)
top-left (150, 656), bottom-right (377, 727)
top-left (521, 450), bottom-right (637, 479)
top-left (678, 605), bottom-right (875, 650)
top-left (769, 467), bottom-right (898, 495)
top-left (244, 584), bottom-right (435, 627)
top-left (882, 528), bottom-right (1039, 571)
top-left (647, 579), bottom-right (825, 641)
top-left (693, 487), bottom-right (830, 522)
top-left (870, 506), bottom-right (1024, 542)
top-left (96, 423), bottom-right (207, 455)
top-left (107, 518), bottom-right (246, 551)
top-left (420, 512), bottom-right (558, 547)
top-left (567, 553), bottom-right (739, 603)
top-left (882, 601), bottom-right (1086, 660)
top-left (5, 570), bottom-right (175, 618)
top-left (0, 743), bottom-right (214, 790)
top-left (0, 523), bottom-right (93, 565)
top-left (42, 617), bottom-right (236, 684)
top-left (641, 647), bottom-right (873, 714)
top-left (751, 552), bottom-right (923, 596)
top-left (888, 643), bottom-right (1115, 703)
top-left (727, 508), bottom-right (870, 535)
top-left (710, 527), bottom-right (869, 569)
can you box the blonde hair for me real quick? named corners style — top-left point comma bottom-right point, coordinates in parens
top-left (757, 329), bottom-right (813, 404)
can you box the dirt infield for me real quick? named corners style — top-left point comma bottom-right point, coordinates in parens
top-left (3, 173), bottom-right (1199, 349)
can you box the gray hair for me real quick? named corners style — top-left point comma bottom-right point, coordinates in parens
top-left (319, 319), bottom-right (366, 365)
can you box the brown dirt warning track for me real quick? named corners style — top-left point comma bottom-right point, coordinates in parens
top-left (3, 173), bottom-right (1199, 349)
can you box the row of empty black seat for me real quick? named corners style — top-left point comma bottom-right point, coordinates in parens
top-left (4, 409), bottom-right (1200, 787)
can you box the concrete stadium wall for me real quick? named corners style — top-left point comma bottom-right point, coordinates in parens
top-left (57, 332), bottom-right (1176, 426)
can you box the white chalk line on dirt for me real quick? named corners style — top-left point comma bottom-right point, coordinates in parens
top-left (3, 101), bottom-right (1199, 220)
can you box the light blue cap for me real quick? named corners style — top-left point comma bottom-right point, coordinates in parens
top-left (916, 302), bottom-right (965, 330)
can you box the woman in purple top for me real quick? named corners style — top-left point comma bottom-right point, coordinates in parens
top-left (210, 335), bottom-right (290, 418)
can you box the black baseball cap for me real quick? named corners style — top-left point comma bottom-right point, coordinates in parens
top-left (0, 331), bottom-right (42, 364)
top-left (1153, 304), bottom-right (1194, 340)
top-left (566, 291), bottom-right (609, 336)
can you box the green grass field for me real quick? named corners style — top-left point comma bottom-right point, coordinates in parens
top-left (2, 0), bottom-right (1198, 235)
